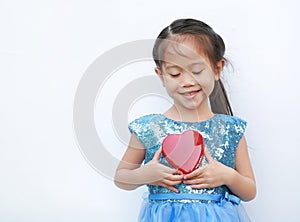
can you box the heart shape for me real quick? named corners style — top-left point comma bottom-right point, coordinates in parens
top-left (162, 130), bottom-right (204, 174)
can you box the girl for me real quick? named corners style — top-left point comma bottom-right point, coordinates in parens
top-left (114, 18), bottom-right (256, 222)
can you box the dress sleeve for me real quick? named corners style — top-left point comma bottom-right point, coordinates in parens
top-left (230, 116), bottom-right (247, 152)
top-left (128, 115), bottom-right (153, 149)
top-left (128, 117), bottom-right (144, 141)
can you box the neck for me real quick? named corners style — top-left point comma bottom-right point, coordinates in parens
top-left (166, 100), bottom-right (214, 122)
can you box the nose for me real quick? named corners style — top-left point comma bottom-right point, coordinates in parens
top-left (180, 72), bottom-right (196, 87)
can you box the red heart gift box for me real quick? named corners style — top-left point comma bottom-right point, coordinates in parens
top-left (162, 130), bottom-right (205, 174)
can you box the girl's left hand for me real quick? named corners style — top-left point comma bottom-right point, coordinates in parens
top-left (183, 149), bottom-right (233, 189)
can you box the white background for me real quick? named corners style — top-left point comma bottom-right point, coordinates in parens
top-left (1, 0), bottom-right (300, 221)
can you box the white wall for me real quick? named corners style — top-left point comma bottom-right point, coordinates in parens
top-left (1, 0), bottom-right (300, 221)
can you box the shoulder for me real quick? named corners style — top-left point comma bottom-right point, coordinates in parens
top-left (128, 114), bottom-right (163, 134)
top-left (214, 114), bottom-right (247, 126)
top-left (214, 114), bottom-right (247, 133)
top-left (128, 114), bottom-right (164, 149)
top-left (128, 113), bottom-right (162, 127)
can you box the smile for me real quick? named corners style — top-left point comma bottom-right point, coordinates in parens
top-left (181, 90), bottom-right (201, 99)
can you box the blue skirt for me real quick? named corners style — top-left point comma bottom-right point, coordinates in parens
top-left (138, 192), bottom-right (251, 222)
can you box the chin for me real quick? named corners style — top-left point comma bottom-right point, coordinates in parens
top-left (183, 100), bottom-right (207, 111)
top-left (181, 104), bottom-right (201, 110)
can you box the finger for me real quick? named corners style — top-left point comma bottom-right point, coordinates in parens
top-left (163, 184), bottom-right (179, 193)
top-left (165, 174), bottom-right (184, 182)
top-left (159, 163), bottom-right (185, 176)
top-left (174, 169), bottom-right (184, 175)
top-left (158, 182), bottom-right (179, 193)
top-left (159, 164), bottom-right (179, 175)
top-left (204, 148), bottom-right (214, 163)
top-left (162, 178), bottom-right (182, 186)
top-left (151, 147), bottom-right (162, 161)
top-left (183, 177), bottom-right (207, 185)
top-left (183, 168), bottom-right (202, 180)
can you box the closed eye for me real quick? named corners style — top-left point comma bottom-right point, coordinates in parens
top-left (192, 70), bottom-right (204, 75)
top-left (168, 73), bottom-right (181, 77)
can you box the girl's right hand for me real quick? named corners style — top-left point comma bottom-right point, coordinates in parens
top-left (138, 148), bottom-right (183, 193)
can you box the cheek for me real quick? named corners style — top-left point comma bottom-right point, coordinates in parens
top-left (164, 82), bottom-right (177, 96)
top-left (163, 77), bottom-right (178, 91)
top-left (196, 74), bottom-right (215, 96)
top-left (203, 82), bottom-right (215, 96)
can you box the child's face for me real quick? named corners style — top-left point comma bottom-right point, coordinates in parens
top-left (155, 37), bottom-right (223, 111)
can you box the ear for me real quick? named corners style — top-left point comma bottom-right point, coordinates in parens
top-left (215, 59), bottom-right (225, 80)
top-left (155, 67), bottom-right (165, 86)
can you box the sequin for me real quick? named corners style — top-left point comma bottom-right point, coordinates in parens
top-left (128, 113), bottom-right (247, 197)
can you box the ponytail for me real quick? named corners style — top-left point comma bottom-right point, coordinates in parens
top-left (209, 79), bottom-right (233, 116)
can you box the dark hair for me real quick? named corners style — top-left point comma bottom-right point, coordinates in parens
top-left (152, 18), bottom-right (233, 116)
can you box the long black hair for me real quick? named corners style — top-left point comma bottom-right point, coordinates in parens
top-left (152, 18), bottom-right (233, 116)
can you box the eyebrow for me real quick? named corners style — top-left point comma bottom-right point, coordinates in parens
top-left (188, 62), bottom-right (206, 67)
top-left (165, 62), bottom-right (206, 69)
top-left (165, 64), bottom-right (180, 69)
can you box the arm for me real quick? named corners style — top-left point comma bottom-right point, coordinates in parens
top-left (114, 134), bottom-right (146, 190)
top-left (114, 134), bottom-right (183, 192)
top-left (227, 135), bottom-right (256, 201)
top-left (183, 135), bottom-right (256, 201)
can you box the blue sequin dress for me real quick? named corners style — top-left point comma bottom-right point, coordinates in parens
top-left (128, 113), bottom-right (251, 222)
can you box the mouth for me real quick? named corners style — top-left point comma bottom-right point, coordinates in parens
top-left (181, 89), bottom-right (201, 99)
